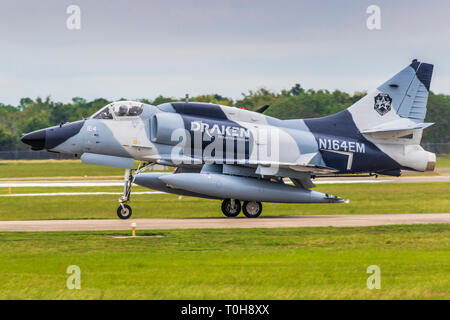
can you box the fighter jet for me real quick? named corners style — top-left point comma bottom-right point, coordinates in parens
top-left (22, 59), bottom-right (436, 219)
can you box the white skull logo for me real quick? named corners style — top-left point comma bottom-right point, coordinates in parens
top-left (374, 93), bottom-right (392, 116)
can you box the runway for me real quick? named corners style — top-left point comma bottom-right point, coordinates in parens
top-left (0, 213), bottom-right (448, 232)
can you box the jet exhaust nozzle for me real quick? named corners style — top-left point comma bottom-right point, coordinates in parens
top-left (425, 151), bottom-right (436, 172)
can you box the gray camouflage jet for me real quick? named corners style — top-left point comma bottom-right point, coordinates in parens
top-left (22, 59), bottom-right (436, 219)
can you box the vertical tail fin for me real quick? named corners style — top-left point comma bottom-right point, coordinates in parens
top-left (346, 59), bottom-right (435, 172)
top-left (380, 59), bottom-right (433, 121)
top-left (348, 59), bottom-right (434, 132)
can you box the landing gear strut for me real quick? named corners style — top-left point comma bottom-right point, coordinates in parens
top-left (116, 162), bottom-right (153, 219)
top-left (117, 168), bottom-right (133, 219)
top-left (221, 199), bottom-right (241, 217)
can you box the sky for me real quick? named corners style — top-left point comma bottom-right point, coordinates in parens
top-left (0, 0), bottom-right (450, 105)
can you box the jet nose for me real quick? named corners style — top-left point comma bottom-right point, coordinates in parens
top-left (21, 129), bottom-right (46, 150)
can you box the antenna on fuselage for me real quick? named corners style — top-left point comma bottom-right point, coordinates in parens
top-left (185, 93), bottom-right (189, 103)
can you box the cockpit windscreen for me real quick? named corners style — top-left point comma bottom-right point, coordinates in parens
top-left (92, 102), bottom-right (144, 119)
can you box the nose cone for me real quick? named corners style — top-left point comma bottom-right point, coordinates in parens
top-left (21, 129), bottom-right (46, 150)
top-left (21, 120), bottom-right (85, 152)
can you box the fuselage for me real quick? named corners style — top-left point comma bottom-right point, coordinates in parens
top-left (19, 60), bottom-right (438, 219)
top-left (21, 100), bottom-right (435, 176)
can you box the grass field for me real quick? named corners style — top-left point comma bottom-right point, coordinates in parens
top-left (0, 156), bottom-right (449, 179)
top-left (437, 156), bottom-right (450, 168)
top-left (0, 160), bottom-right (448, 301)
top-left (0, 182), bottom-right (448, 220)
top-left (0, 224), bottom-right (448, 299)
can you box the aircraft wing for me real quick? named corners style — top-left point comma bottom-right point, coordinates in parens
top-left (253, 152), bottom-right (338, 175)
top-left (255, 162), bottom-right (338, 174)
top-left (151, 152), bottom-right (338, 174)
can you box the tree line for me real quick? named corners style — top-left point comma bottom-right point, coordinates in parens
top-left (0, 85), bottom-right (448, 150)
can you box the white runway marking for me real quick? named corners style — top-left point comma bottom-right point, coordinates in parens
top-left (315, 179), bottom-right (388, 184)
top-left (0, 175), bottom-right (447, 190)
top-left (0, 180), bottom-right (389, 188)
top-left (0, 191), bottom-right (164, 197)
top-left (0, 179), bottom-right (389, 197)
top-left (0, 182), bottom-right (125, 187)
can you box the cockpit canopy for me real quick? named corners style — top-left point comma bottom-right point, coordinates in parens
top-left (92, 101), bottom-right (144, 119)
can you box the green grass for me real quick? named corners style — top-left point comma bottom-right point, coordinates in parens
top-left (0, 160), bottom-right (162, 179)
top-left (0, 160), bottom-right (124, 178)
top-left (0, 186), bottom-right (151, 195)
top-left (0, 224), bottom-right (448, 299)
top-left (0, 183), bottom-right (448, 220)
top-left (0, 156), bottom-right (449, 179)
top-left (437, 155), bottom-right (450, 168)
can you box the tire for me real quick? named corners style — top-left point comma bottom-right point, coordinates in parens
top-left (221, 199), bottom-right (241, 217)
top-left (117, 204), bottom-right (132, 219)
top-left (242, 201), bottom-right (262, 218)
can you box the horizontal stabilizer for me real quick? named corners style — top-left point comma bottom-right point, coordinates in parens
top-left (360, 118), bottom-right (434, 134)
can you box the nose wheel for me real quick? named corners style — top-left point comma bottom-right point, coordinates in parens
top-left (117, 204), bottom-right (132, 219)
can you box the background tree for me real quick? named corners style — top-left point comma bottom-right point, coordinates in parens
top-left (1, 87), bottom-right (447, 150)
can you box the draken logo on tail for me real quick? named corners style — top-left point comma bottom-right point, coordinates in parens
top-left (374, 93), bottom-right (392, 116)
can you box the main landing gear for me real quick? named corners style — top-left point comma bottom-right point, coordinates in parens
top-left (117, 162), bottom-right (153, 219)
top-left (221, 199), bottom-right (263, 218)
top-left (242, 201), bottom-right (263, 218)
top-left (221, 199), bottom-right (241, 217)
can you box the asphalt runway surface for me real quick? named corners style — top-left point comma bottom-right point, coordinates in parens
top-left (0, 213), bottom-right (448, 232)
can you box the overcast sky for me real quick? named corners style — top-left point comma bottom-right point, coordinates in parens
top-left (0, 0), bottom-right (449, 105)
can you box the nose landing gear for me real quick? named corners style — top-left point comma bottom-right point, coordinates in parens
top-left (117, 168), bottom-right (134, 219)
top-left (116, 162), bottom-right (153, 219)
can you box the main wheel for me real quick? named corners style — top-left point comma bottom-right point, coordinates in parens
top-left (117, 204), bottom-right (132, 219)
top-left (242, 201), bottom-right (262, 218)
top-left (221, 199), bottom-right (241, 217)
